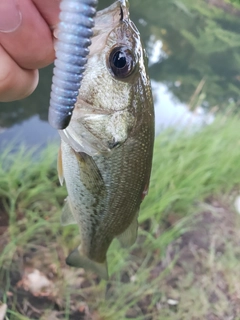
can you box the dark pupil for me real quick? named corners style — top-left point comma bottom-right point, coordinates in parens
top-left (113, 51), bottom-right (126, 69)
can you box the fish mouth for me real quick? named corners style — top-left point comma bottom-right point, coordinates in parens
top-left (97, 0), bottom-right (129, 20)
top-left (93, 0), bottom-right (130, 37)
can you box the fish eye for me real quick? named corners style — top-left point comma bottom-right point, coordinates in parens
top-left (109, 46), bottom-right (136, 78)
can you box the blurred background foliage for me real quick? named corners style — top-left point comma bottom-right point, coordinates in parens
top-left (130, 0), bottom-right (240, 112)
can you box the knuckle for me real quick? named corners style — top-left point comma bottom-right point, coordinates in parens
top-left (0, 64), bottom-right (16, 101)
top-left (0, 63), bottom-right (38, 101)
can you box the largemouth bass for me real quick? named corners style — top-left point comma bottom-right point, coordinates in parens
top-left (58, 0), bottom-right (155, 280)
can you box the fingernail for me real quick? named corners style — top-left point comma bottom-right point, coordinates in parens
top-left (0, 0), bottom-right (22, 33)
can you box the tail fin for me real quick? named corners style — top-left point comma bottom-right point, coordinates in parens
top-left (66, 247), bottom-right (109, 280)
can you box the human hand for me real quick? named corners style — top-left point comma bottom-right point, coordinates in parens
top-left (0, 0), bottom-right (60, 102)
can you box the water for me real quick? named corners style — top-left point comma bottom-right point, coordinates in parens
top-left (1, 0), bottom-right (240, 149)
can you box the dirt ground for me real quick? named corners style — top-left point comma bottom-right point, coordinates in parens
top-left (156, 195), bottom-right (240, 319)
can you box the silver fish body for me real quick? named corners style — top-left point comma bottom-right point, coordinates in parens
top-left (58, 0), bottom-right (155, 279)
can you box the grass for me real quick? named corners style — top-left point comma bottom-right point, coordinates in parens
top-left (141, 115), bottom-right (240, 221)
top-left (1, 115), bottom-right (240, 319)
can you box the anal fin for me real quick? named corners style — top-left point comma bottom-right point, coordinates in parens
top-left (61, 197), bottom-right (77, 226)
top-left (117, 211), bottom-right (139, 248)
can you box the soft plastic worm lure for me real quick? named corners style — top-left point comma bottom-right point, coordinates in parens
top-left (48, 0), bottom-right (98, 130)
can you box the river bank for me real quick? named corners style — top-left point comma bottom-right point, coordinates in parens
top-left (1, 116), bottom-right (240, 319)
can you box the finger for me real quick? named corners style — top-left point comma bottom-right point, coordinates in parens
top-left (0, 45), bottom-right (39, 102)
top-left (33, 0), bottom-right (60, 27)
top-left (0, 0), bottom-right (55, 70)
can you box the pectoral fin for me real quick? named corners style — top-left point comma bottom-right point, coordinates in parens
top-left (57, 146), bottom-right (64, 186)
top-left (117, 211), bottom-right (139, 248)
top-left (61, 197), bottom-right (77, 226)
top-left (74, 151), bottom-right (106, 196)
top-left (66, 246), bottom-right (109, 280)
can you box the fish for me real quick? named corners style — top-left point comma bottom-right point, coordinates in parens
top-left (57, 0), bottom-right (155, 280)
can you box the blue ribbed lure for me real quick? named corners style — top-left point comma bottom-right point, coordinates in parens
top-left (48, 0), bottom-right (98, 130)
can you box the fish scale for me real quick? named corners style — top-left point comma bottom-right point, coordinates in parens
top-left (58, 0), bottom-right (154, 279)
